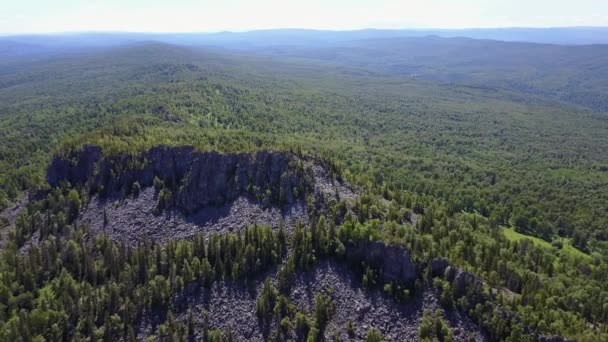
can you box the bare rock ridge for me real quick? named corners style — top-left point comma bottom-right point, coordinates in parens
top-left (47, 145), bottom-right (314, 213)
top-left (47, 145), bottom-right (356, 245)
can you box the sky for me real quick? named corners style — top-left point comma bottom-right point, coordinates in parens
top-left (1, 0), bottom-right (607, 34)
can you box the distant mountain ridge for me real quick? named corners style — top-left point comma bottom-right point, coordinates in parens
top-left (2, 27), bottom-right (608, 49)
top-left (2, 30), bottom-right (608, 112)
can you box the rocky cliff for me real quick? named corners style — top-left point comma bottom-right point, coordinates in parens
top-left (47, 145), bottom-right (314, 214)
top-left (346, 240), bottom-right (418, 287)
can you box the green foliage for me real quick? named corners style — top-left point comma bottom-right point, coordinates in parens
top-left (156, 188), bottom-right (172, 212)
top-left (153, 176), bottom-right (164, 191)
top-left (312, 292), bottom-right (335, 333)
top-left (419, 310), bottom-right (453, 342)
top-left (0, 40), bottom-right (607, 341)
top-left (383, 282), bottom-right (411, 303)
top-left (280, 316), bottom-right (292, 334)
top-left (67, 189), bottom-right (81, 220)
top-left (0, 192), bottom-right (288, 339)
top-left (131, 181), bottom-right (141, 197)
top-left (365, 327), bottom-right (384, 342)
top-left (295, 312), bottom-right (311, 338)
top-left (256, 278), bottom-right (277, 324)
top-left (6, 166), bottom-right (603, 340)
top-left (346, 320), bottom-right (355, 337)
top-left (2, 42), bottom-right (608, 257)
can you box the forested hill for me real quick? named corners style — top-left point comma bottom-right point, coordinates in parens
top-left (1, 41), bottom-right (608, 252)
top-left (0, 38), bottom-right (607, 340)
top-left (241, 36), bottom-right (608, 112)
top-left (6, 31), bottom-right (608, 111)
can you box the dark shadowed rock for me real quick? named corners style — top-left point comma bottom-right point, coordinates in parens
top-left (346, 241), bottom-right (417, 286)
top-left (46, 145), bottom-right (313, 215)
top-left (430, 257), bottom-right (449, 277)
top-left (175, 150), bottom-right (298, 214)
top-left (444, 266), bottom-right (484, 297)
top-left (47, 144), bottom-right (102, 187)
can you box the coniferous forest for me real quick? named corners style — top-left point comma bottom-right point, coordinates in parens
top-left (0, 31), bottom-right (608, 341)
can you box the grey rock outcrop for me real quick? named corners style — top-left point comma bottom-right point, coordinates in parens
top-left (47, 144), bottom-right (103, 187)
top-left (430, 257), bottom-right (449, 277)
top-left (47, 145), bottom-right (313, 214)
top-left (444, 266), bottom-right (484, 297)
top-left (346, 241), bottom-right (418, 286)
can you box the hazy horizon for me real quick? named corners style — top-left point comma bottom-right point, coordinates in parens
top-left (3, 26), bottom-right (608, 37)
top-left (2, 0), bottom-right (607, 35)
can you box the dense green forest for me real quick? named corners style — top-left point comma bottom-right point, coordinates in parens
top-left (2, 42), bottom-right (608, 255)
top-left (254, 36), bottom-right (608, 111)
top-left (1, 36), bottom-right (608, 340)
top-left (2, 164), bottom-right (607, 340)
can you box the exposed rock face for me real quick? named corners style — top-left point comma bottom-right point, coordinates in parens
top-left (47, 144), bottom-right (358, 246)
top-left (430, 257), bottom-right (450, 277)
top-left (444, 266), bottom-right (484, 297)
top-left (346, 241), bottom-right (418, 286)
top-left (47, 145), bottom-right (313, 214)
top-left (175, 150), bottom-right (300, 213)
top-left (47, 144), bottom-right (103, 188)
